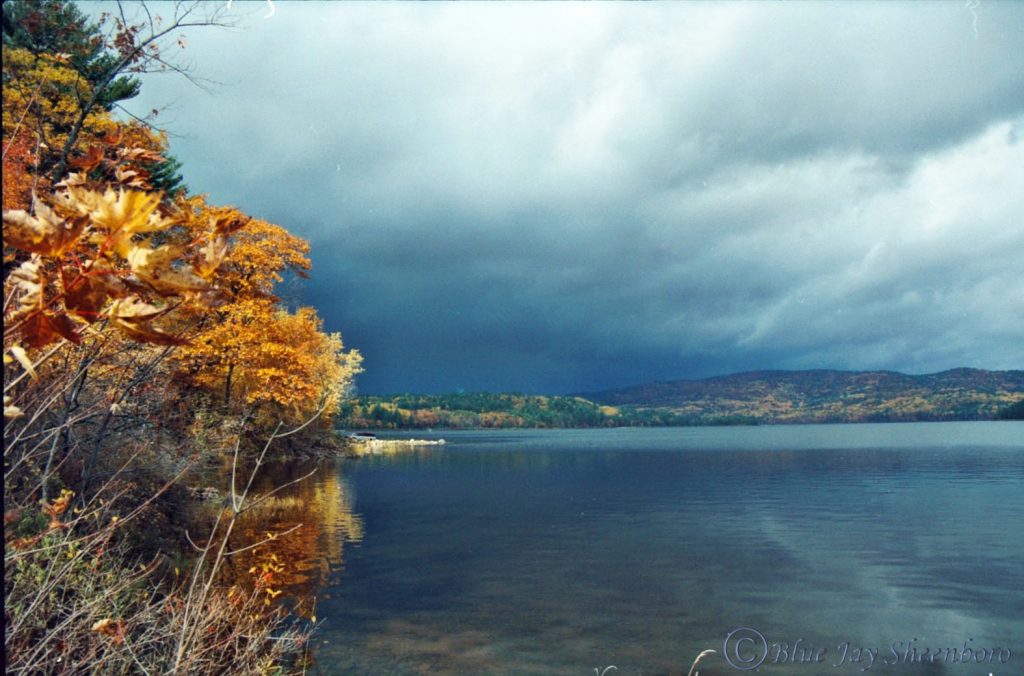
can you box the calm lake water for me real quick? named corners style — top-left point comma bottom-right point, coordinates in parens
top-left (264, 423), bottom-right (1024, 675)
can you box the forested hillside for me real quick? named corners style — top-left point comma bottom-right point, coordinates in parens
top-left (341, 369), bottom-right (1024, 429)
top-left (582, 368), bottom-right (1024, 424)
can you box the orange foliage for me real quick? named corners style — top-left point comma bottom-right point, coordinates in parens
top-left (3, 37), bottom-right (361, 431)
top-left (2, 47), bottom-right (230, 353)
top-left (2, 135), bottom-right (42, 211)
top-left (173, 197), bottom-right (311, 300)
top-left (66, 123), bottom-right (171, 192)
top-left (2, 187), bottom-right (224, 349)
top-left (1, 48), bottom-right (117, 176)
top-left (175, 299), bottom-right (361, 423)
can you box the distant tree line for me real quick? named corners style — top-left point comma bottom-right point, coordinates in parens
top-left (996, 399), bottom-right (1024, 420)
top-left (337, 388), bottom-right (1024, 429)
top-left (337, 393), bottom-right (759, 429)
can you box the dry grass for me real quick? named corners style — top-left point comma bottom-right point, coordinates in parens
top-left (4, 524), bottom-right (307, 674)
top-left (4, 339), bottom-right (317, 674)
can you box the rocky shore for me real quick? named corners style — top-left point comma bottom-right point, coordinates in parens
top-left (346, 437), bottom-right (446, 455)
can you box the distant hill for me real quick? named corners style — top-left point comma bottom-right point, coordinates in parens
top-left (579, 368), bottom-right (1024, 424)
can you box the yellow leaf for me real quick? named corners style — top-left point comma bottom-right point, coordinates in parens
top-left (91, 618), bottom-right (124, 639)
top-left (84, 188), bottom-right (168, 235)
top-left (126, 243), bottom-right (184, 273)
top-left (137, 265), bottom-right (209, 294)
top-left (8, 345), bottom-right (36, 379)
top-left (92, 618), bottom-right (114, 633)
top-left (6, 258), bottom-right (44, 320)
top-left (1, 198), bottom-right (86, 257)
top-left (107, 297), bottom-right (186, 345)
top-left (65, 188), bottom-right (176, 257)
top-left (196, 234), bottom-right (229, 279)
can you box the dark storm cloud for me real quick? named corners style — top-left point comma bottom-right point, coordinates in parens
top-left (123, 2), bottom-right (1024, 393)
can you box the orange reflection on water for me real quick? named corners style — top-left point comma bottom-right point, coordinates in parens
top-left (218, 461), bottom-right (363, 619)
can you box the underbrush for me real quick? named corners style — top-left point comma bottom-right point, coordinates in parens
top-left (4, 376), bottom-right (317, 674)
top-left (5, 519), bottom-right (308, 674)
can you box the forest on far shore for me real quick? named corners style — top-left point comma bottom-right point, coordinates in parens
top-left (341, 368), bottom-right (1024, 429)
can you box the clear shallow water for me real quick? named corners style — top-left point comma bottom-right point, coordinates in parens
top-left (297, 423), bottom-right (1024, 675)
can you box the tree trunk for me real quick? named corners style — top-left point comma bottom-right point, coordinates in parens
top-left (224, 362), bottom-right (234, 411)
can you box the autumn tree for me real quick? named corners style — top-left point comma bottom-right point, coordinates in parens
top-left (171, 200), bottom-right (362, 425)
top-left (2, 47), bottom-right (107, 203)
top-left (2, 0), bottom-right (142, 110)
top-left (2, 0), bottom-right (231, 183)
top-left (173, 200), bottom-right (313, 299)
top-left (3, 0), bottom-right (363, 497)
top-left (175, 299), bottom-right (362, 423)
top-left (3, 3), bottom-right (339, 670)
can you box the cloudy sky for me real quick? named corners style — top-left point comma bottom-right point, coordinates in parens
top-left (122, 1), bottom-right (1023, 394)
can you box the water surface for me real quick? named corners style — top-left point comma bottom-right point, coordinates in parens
top-left (275, 423), bottom-right (1023, 674)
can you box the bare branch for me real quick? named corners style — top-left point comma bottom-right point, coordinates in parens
top-left (234, 466), bottom-right (318, 515)
top-left (224, 523), bottom-right (303, 557)
top-left (273, 404), bottom-right (326, 439)
top-left (50, 1), bottom-right (236, 183)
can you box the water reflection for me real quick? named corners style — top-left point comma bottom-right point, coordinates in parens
top-left (315, 425), bottom-right (1023, 675)
top-left (217, 424), bottom-right (1023, 674)
top-left (222, 461), bottom-right (363, 618)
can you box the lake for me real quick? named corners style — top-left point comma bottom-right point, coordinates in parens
top-left (255, 422), bottom-right (1024, 675)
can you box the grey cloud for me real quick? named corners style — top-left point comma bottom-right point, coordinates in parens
top-left (116, 2), bottom-right (1024, 393)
